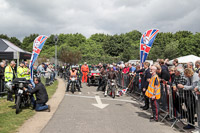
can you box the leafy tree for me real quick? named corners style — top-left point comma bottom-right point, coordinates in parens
top-left (3, 30), bottom-right (199, 64)
top-left (163, 40), bottom-right (179, 60)
top-left (21, 34), bottom-right (39, 52)
top-left (10, 37), bottom-right (21, 47)
top-left (0, 34), bottom-right (9, 40)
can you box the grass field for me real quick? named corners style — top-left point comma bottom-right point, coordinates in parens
top-left (0, 78), bottom-right (58, 133)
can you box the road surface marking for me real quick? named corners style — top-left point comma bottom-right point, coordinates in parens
top-left (65, 94), bottom-right (137, 104)
top-left (92, 96), bottom-right (109, 109)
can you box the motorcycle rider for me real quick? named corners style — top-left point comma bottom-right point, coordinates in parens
top-left (61, 63), bottom-right (67, 80)
top-left (5, 61), bottom-right (16, 101)
top-left (97, 64), bottom-right (107, 91)
top-left (66, 66), bottom-right (81, 92)
top-left (75, 65), bottom-right (82, 88)
top-left (104, 65), bottom-right (119, 96)
top-left (66, 63), bottom-right (71, 82)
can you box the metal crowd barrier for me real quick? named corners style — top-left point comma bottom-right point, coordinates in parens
top-left (43, 71), bottom-right (55, 86)
top-left (117, 73), bottom-right (200, 130)
top-left (117, 72), bottom-right (141, 95)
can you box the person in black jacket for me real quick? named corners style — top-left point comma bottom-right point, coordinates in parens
top-left (156, 62), bottom-right (170, 111)
top-left (0, 62), bottom-right (5, 93)
top-left (136, 62), bottom-right (151, 110)
top-left (24, 77), bottom-right (50, 112)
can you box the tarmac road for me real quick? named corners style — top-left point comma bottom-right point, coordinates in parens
top-left (41, 82), bottom-right (179, 133)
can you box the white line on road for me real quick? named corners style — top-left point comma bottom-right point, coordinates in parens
top-left (65, 94), bottom-right (137, 104)
top-left (92, 96), bottom-right (109, 109)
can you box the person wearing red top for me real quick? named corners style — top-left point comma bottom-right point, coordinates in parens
top-left (122, 63), bottom-right (129, 74)
top-left (81, 62), bottom-right (89, 83)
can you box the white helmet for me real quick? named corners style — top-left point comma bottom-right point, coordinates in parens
top-left (110, 65), bottom-right (113, 68)
top-left (5, 82), bottom-right (13, 92)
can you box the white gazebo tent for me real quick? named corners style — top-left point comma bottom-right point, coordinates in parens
top-left (170, 55), bottom-right (200, 66)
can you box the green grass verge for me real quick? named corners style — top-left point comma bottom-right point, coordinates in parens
top-left (0, 78), bottom-right (58, 133)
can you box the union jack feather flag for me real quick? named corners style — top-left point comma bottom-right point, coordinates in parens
top-left (140, 29), bottom-right (159, 66)
top-left (29, 35), bottom-right (48, 86)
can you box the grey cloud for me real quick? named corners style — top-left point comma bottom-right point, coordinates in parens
top-left (0, 0), bottom-right (200, 40)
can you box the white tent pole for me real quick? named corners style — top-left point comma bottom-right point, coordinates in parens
top-left (17, 52), bottom-right (19, 67)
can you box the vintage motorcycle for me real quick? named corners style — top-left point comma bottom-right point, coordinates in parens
top-left (5, 78), bottom-right (31, 114)
top-left (106, 79), bottom-right (117, 99)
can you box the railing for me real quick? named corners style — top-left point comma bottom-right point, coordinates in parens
top-left (117, 72), bottom-right (200, 130)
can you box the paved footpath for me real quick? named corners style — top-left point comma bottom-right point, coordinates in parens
top-left (17, 78), bottom-right (66, 133)
top-left (41, 81), bottom-right (180, 133)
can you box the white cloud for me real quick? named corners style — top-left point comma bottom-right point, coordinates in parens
top-left (0, 0), bottom-right (199, 40)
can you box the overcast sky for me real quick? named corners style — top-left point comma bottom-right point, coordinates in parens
top-left (0, 0), bottom-right (200, 40)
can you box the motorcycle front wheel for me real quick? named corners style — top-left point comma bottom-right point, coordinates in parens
top-left (112, 86), bottom-right (115, 99)
top-left (16, 95), bottom-right (21, 114)
top-left (71, 82), bottom-right (75, 94)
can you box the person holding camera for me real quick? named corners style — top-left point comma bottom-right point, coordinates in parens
top-left (24, 77), bottom-right (50, 112)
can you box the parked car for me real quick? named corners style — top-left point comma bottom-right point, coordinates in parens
top-left (87, 70), bottom-right (100, 86)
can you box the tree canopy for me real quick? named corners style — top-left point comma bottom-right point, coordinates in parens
top-left (1, 30), bottom-right (199, 64)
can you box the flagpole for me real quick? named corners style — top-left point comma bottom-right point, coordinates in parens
top-left (54, 35), bottom-right (58, 72)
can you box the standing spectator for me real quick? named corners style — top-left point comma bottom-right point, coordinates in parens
top-left (17, 62), bottom-right (25, 78)
top-left (81, 62), bottom-right (89, 83)
top-left (45, 64), bottom-right (53, 85)
top-left (167, 66), bottom-right (175, 86)
top-left (195, 60), bottom-right (200, 73)
top-left (113, 63), bottom-right (117, 71)
top-left (129, 63), bottom-right (136, 73)
top-left (194, 71), bottom-right (200, 133)
top-left (172, 67), bottom-right (187, 120)
top-left (24, 61), bottom-right (31, 81)
top-left (5, 61), bottom-right (16, 101)
top-left (177, 68), bottom-right (199, 129)
top-left (122, 63), bottom-right (129, 87)
top-left (0, 62), bottom-right (5, 93)
top-left (173, 59), bottom-right (179, 67)
top-left (187, 62), bottom-right (194, 71)
top-left (2, 60), bottom-right (6, 66)
top-left (159, 59), bottom-right (169, 72)
top-left (122, 63), bottom-right (129, 74)
top-left (37, 63), bottom-right (46, 76)
top-left (137, 62), bottom-right (151, 110)
top-left (145, 65), bottom-right (161, 122)
top-left (164, 58), bottom-right (171, 67)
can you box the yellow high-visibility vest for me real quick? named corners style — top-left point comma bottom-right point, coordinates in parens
top-left (17, 66), bottom-right (25, 78)
top-left (145, 74), bottom-right (161, 99)
top-left (5, 65), bottom-right (15, 82)
top-left (23, 67), bottom-right (31, 80)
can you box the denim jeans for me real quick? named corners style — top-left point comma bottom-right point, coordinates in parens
top-left (35, 103), bottom-right (48, 111)
top-left (27, 84), bottom-right (36, 106)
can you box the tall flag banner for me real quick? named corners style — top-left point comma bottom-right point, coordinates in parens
top-left (29, 35), bottom-right (48, 84)
top-left (140, 29), bottom-right (159, 66)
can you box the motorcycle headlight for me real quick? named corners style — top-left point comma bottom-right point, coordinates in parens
top-left (19, 83), bottom-right (23, 88)
top-left (71, 77), bottom-right (75, 81)
top-left (5, 82), bottom-right (13, 92)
